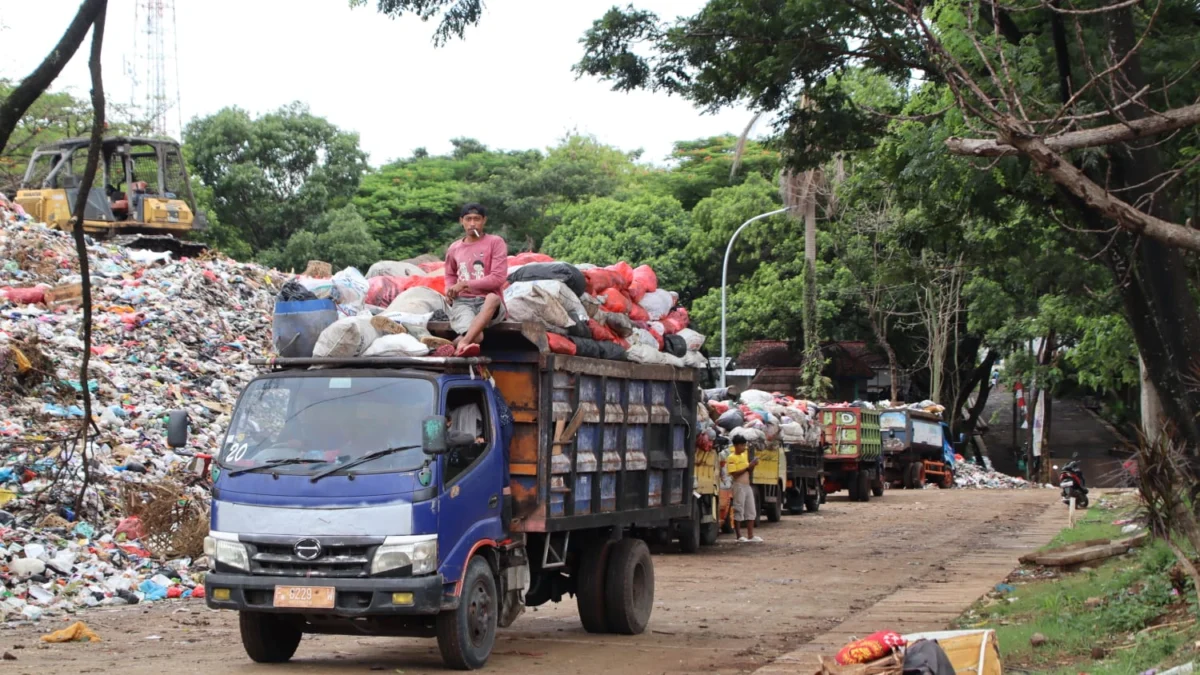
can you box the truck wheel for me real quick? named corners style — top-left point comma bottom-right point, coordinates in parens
top-left (847, 474), bottom-right (860, 501)
top-left (804, 485), bottom-right (821, 513)
top-left (437, 556), bottom-right (499, 670)
top-left (575, 540), bottom-right (612, 634)
top-left (904, 463), bottom-right (920, 489)
top-left (701, 521), bottom-right (719, 545)
top-left (871, 473), bottom-right (885, 497)
top-left (766, 485), bottom-right (783, 523)
top-left (937, 467), bottom-right (954, 489)
top-left (604, 538), bottom-right (654, 635)
top-left (240, 612), bottom-right (302, 664)
top-left (677, 504), bottom-right (701, 554)
top-left (856, 471), bottom-right (871, 502)
top-left (786, 487), bottom-right (805, 515)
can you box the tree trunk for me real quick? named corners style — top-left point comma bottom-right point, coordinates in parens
top-left (1098, 8), bottom-right (1200, 454)
top-left (0, 0), bottom-right (108, 155)
top-left (1139, 357), bottom-right (1163, 445)
top-left (69, 3), bottom-right (106, 513)
top-left (868, 310), bottom-right (900, 406)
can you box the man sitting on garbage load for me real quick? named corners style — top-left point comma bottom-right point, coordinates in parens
top-left (441, 203), bottom-right (508, 357)
top-left (726, 433), bottom-right (763, 543)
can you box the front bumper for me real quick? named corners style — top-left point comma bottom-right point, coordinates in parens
top-left (205, 572), bottom-right (445, 616)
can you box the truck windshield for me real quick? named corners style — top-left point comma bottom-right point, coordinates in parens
top-left (879, 412), bottom-right (906, 430)
top-left (219, 375), bottom-right (435, 475)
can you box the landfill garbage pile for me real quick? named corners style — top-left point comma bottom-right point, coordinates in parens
top-left (277, 254), bottom-right (712, 368)
top-left (0, 219), bottom-right (278, 619)
top-left (954, 458), bottom-right (1045, 489)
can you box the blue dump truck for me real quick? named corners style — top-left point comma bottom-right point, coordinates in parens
top-left (168, 323), bottom-right (698, 670)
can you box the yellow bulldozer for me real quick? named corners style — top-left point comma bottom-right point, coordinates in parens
top-left (15, 136), bottom-right (209, 256)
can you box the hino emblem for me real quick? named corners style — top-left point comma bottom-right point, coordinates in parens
top-left (293, 538), bottom-right (322, 561)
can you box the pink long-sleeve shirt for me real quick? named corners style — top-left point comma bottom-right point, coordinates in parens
top-left (444, 234), bottom-right (508, 298)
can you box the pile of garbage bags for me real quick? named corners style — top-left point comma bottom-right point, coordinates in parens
top-left (954, 458), bottom-right (1042, 489)
top-left (0, 220), bottom-right (278, 619)
top-left (694, 388), bottom-right (825, 486)
top-left (274, 253), bottom-right (711, 368)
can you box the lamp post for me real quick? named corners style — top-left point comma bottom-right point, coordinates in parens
top-left (720, 206), bottom-right (795, 388)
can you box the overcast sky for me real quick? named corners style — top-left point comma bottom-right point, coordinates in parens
top-left (1, 0), bottom-right (756, 166)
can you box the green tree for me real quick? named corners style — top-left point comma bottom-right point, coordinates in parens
top-left (184, 103), bottom-right (368, 254)
top-left (259, 204), bottom-right (381, 272)
top-left (541, 192), bottom-right (695, 293)
top-left (646, 135), bottom-right (780, 210)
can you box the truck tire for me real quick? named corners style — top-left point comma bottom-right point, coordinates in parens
top-left (239, 612), bottom-right (302, 663)
top-left (677, 504), bottom-right (701, 554)
top-left (856, 471), bottom-right (871, 502)
top-left (575, 540), bottom-right (612, 634)
top-left (847, 474), bottom-right (860, 502)
top-left (604, 538), bottom-right (654, 635)
top-left (871, 473), bottom-right (885, 497)
top-left (904, 463), bottom-right (921, 489)
top-left (437, 556), bottom-right (499, 670)
top-left (765, 484), bottom-right (783, 523)
top-left (701, 521), bottom-right (719, 545)
top-left (786, 487), bottom-right (805, 515)
top-left (804, 484), bottom-right (821, 513)
top-left (937, 467), bottom-right (954, 489)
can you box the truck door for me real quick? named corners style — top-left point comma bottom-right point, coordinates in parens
top-left (438, 384), bottom-right (506, 584)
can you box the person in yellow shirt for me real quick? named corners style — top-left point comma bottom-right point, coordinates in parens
top-left (727, 435), bottom-right (761, 543)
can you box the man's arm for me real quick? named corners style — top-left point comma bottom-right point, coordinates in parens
top-left (465, 237), bottom-right (508, 294)
top-left (444, 243), bottom-right (460, 289)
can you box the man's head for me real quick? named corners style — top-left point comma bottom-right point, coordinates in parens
top-left (459, 203), bottom-right (487, 238)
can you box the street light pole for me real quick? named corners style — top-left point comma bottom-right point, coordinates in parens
top-left (720, 206), bottom-right (794, 389)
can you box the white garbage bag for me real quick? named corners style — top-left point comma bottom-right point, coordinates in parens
top-left (313, 315), bottom-right (379, 358)
top-left (626, 344), bottom-right (685, 367)
top-left (676, 328), bottom-right (706, 351)
top-left (386, 286), bottom-right (447, 315)
top-left (363, 333), bottom-right (430, 357)
top-left (504, 281), bottom-right (574, 328)
top-left (638, 289), bottom-right (675, 321)
top-left (330, 267), bottom-right (369, 317)
top-left (366, 261), bottom-right (426, 279)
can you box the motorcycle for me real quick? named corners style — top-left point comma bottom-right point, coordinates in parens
top-left (1055, 457), bottom-right (1088, 508)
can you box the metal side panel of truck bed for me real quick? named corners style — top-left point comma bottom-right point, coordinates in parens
top-left (477, 326), bottom-right (698, 534)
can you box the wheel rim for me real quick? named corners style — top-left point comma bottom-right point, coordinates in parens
top-left (467, 579), bottom-right (492, 648)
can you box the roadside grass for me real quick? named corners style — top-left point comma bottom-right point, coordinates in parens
top-left (954, 493), bottom-right (1198, 674)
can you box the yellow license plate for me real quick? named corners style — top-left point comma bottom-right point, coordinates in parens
top-left (273, 586), bottom-right (335, 609)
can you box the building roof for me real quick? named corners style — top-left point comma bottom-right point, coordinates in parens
top-left (821, 342), bottom-right (877, 379)
top-left (735, 340), bottom-right (802, 369)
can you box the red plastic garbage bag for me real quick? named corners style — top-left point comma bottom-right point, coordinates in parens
top-left (1, 286), bottom-right (46, 305)
top-left (606, 261), bottom-right (635, 286)
top-left (366, 276), bottom-right (404, 307)
top-left (835, 630), bottom-right (905, 665)
top-left (632, 265), bottom-right (658, 293)
top-left (626, 281), bottom-right (647, 304)
top-left (589, 319), bottom-right (619, 343)
top-left (167, 586), bottom-right (184, 599)
top-left (114, 516), bottom-right (144, 541)
top-left (629, 302), bottom-right (649, 323)
top-left (418, 261), bottom-right (445, 273)
top-left (191, 586), bottom-right (206, 599)
top-left (601, 291), bottom-right (633, 315)
top-left (660, 307), bottom-right (690, 334)
top-left (547, 332), bottom-right (577, 355)
top-left (709, 401), bottom-right (731, 415)
top-left (510, 252), bottom-right (554, 266)
top-left (583, 269), bottom-right (626, 295)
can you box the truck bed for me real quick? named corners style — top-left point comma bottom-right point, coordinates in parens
top-left (439, 322), bottom-right (699, 534)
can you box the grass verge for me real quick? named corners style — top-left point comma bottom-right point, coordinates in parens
top-left (954, 493), bottom-right (1198, 674)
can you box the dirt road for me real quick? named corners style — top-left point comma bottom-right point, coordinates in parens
top-left (2, 489), bottom-right (1057, 674)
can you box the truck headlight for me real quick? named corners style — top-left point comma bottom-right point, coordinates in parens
top-left (211, 539), bottom-right (249, 572)
top-left (371, 540), bottom-right (437, 576)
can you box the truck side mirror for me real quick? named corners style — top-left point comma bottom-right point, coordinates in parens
top-left (167, 410), bottom-right (189, 448)
top-left (422, 416), bottom-right (449, 454)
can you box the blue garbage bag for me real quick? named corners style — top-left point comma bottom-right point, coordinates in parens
top-left (138, 580), bottom-right (168, 601)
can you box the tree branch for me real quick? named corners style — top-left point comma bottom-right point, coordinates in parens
top-left (945, 101), bottom-right (1200, 157)
top-left (69, 3), bottom-right (106, 513)
top-left (0, 0), bottom-right (107, 155)
top-left (1000, 129), bottom-right (1200, 252)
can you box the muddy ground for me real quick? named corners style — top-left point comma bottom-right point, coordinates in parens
top-left (1, 489), bottom-right (1056, 674)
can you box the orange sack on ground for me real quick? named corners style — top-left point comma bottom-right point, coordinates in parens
top-left (834, 630), bottom-right (904, 665)
top-left (41, 621), bottom-right (101, 643)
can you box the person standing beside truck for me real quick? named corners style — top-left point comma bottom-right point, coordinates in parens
top-left (442, 203), bottom-right (508, 357)
top-left (727, 435), bottom-right (762, 543)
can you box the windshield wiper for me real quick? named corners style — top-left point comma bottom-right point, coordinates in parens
top-left (228, 457), bottom-right (330, 477)
top-left (309, 445), bottom-right (422, 483)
